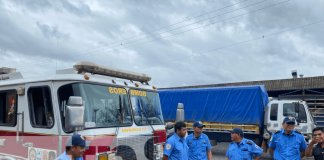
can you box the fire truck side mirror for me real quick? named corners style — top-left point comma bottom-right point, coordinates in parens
top-left (65, 96), bottom-right (85, 132)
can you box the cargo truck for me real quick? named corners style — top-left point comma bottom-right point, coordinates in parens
top-left (159, 85), bottom-right (316, 156)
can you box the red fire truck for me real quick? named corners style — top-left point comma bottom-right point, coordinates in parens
top-left (0, 61), bottom-right (166, 160)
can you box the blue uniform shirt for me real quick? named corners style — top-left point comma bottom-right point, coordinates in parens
top-left (55, 151), bottom-right (84, 160)
top-left (186, 133), bottom-right (212, 160)
top-left (163, 133), bottom-right (189, 160)
top-left (226, 138), bottom-right (263, 160)
top-left (269, 129), bottom-right (307, 160)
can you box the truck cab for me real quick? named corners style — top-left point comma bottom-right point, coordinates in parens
top-left (264, 98), bottom-right (316, 143)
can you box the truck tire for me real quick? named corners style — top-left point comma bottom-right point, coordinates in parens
top-left (116, 145), bottom-right (137, 160)
top-left (144, 138), bottom-right (154, 160)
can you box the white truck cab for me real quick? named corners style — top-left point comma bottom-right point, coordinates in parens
top-left (264, 98), bottom-right (316, 143)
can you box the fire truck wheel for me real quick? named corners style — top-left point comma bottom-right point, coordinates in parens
top-left (116, 145), bottom-right (137, 160)
top-left (144, 138), bottom-right (154, 160)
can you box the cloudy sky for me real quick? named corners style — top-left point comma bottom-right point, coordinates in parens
top-left (0, 0), bottom-right (323, 88)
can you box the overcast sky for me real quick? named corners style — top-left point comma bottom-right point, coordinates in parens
top-left (0, 0), bottom-right (323, 88)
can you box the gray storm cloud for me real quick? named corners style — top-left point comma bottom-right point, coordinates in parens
top-left (0, 0), bottom-right (323, 88)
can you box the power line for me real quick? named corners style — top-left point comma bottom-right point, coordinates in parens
top-left (18, 19), bottom-right (324, 81)
top-left (107, 0), bottom-right (269, 48)
top-left (15, 0), bottom-right (283, 70)
top-left (19, 20), bottom-right (324, 75)
top-left (134, 19), bottom-right (324, 71)
top-left (9, 0), bottom-right (258, 68)
top-left (18, 19), bottom-right (324, 75)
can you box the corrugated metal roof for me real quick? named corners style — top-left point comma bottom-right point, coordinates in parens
top-left (159, 76), bottom-right (324, 91)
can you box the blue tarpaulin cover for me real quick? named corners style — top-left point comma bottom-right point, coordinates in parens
top-left (159, 85), bottom-right (269, 127)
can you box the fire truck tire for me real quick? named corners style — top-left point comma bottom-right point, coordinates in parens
top-left (116, 145), bottom-right (137, 160)
top-left (144, 138), bottom-right (154, 160)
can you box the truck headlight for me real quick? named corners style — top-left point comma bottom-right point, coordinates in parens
top-left (97, 152), bottom-right (116, 160)
top-left (154, 143), bottom-right (164, 160)
top-left (99, 154), bottom-right (107, 160)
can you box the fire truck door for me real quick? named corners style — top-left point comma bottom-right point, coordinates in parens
top-left (0, 87), bottom-right (28, 159)
top-left (24, 82), bottom-right (60, 160)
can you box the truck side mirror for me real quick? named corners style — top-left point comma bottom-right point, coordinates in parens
top-left (294, 102), bottom-right (300, 125)
top-left (176, 103), bottom-right (185, 122)
top-left (65, 96), bottom-right (85, 132)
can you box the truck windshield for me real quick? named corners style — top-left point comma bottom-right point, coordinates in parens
top-left (129, 89), bottom-right (164, 125)
top-left (58, 83), bottom-right (132, 130)
top-left (283, 103), bottom-right (307, 123)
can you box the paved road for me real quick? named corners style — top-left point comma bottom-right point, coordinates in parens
top-left (211, 142), bottom-right (313, 160)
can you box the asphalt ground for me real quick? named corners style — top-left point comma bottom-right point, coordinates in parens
top-left (211, 142), bottom-right (313, 160)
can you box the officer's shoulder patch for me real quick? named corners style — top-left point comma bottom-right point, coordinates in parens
top-left (246, 140), bottom-right (253, 145)
top-left (166, 144), bottom-right (171, 150)
top-left (274, 131), bottom-right (281, 134)
top-left (295, 130), bottom-right (302, 134)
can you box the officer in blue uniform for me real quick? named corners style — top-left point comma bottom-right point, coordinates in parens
top-left (55, 134), bottom-right (91, 160)
top-left (163, 121), bottom-right (188, 160)
top-left (186, 121), bottom-right (212, 160)
top-left (226, 128), bottom-right (263, 160)
top-left (269, 116), bottom-right (307, 160)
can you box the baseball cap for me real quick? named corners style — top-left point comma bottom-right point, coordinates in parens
top-left (230, 128), bottom-right (244, 137)
top-left (283, 116), bottom-right (296, 124)
top-left (66, 134), bottom-right (91, 147)
top-left (165, 122), bottom-right (174, 130)
top-left (193, 121), bottom-right (206, 127)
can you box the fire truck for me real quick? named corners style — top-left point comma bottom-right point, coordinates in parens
top-left (0, 61), bottom-right (166, 160)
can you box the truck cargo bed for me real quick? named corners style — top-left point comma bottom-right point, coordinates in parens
top-left (159, 85), bottom-right (269, 127)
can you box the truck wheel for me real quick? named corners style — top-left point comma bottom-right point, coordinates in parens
top-left (116, 145), bottom-right (137, 160)
top-left (144, 138), bottom-right (154, 160)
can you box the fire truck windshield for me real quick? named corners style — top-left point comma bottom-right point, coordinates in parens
top-left (129, 89), bottom-right (164, 125)
top-left (58, 83), bottom-right (133, 130)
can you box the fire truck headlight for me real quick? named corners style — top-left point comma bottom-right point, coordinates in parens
top-left (97, 152), bottom-right (115, 160)
top-left (154, 144), bottom-right (163, 160)
top-left (98, 154), bottom-right (107, 160)
top-left (108, 153), bottom-right (116, 160)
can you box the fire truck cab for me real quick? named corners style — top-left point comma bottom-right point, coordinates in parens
top-left (0, 61), bottom-right (166, 160)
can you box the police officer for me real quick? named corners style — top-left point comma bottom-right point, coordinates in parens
top-left (226, 128), bottom-right (263, 160)
top-left (305, 127), bottom-right (324, 159)
top-left (55, 134), bottom-right (91, 160)
top-left (186, 121), bottom-right (212, 160)
top-left (269, 116), bottom-right (307, 160)
top-left (163, 121), bottom-right (188, 160)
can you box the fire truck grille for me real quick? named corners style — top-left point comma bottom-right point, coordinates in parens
top-left (116, 134), bottom-right (154, 160)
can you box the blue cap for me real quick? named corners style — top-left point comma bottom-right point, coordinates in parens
top-left (283, 116), bottom-right (296, 124)
top-left (193, 121), bottom-right (206, 127)
top-left (66, 134), bottom-right (86, 146)
top-left (231, 128), bottom-right (244, 137)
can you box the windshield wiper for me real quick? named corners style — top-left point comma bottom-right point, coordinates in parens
top-left (139, 98), bottom-right (159, 142)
